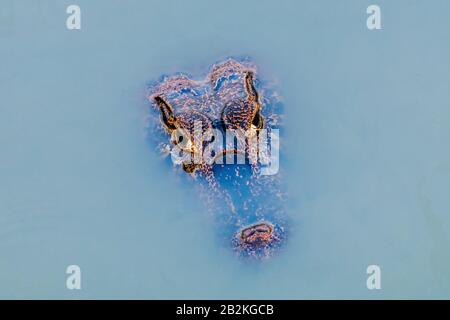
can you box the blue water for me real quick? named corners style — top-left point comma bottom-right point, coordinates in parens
top-left (1, 0), bottom-right (450, 299)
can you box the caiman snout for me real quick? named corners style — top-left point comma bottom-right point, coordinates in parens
top-left (239, 222), bottom-right (274, 247)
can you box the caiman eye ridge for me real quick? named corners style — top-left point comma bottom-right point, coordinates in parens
top-left (146, 58), bottom-right (287, 259)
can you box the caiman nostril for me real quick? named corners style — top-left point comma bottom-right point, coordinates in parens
top-left (239, 222), bottom-right (274, 246)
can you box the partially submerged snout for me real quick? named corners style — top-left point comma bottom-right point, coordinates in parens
top-left (233, 221), bottom-right (284, 258)
top-left (240, 222), bottom-right (273, 246)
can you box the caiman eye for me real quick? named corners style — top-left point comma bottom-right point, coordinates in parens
top-left (171, 127), bottom-right (193, 151)
top-left (244, 71), bottom-right (264, 130)
top-left (154, 96), bottom-right (177, 131)
top-left (252, 108), bottom-right (264, 129)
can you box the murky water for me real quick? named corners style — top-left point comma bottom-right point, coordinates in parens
top-left (1, 0), bottom-right (450, 299)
